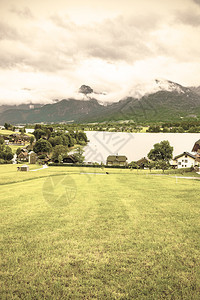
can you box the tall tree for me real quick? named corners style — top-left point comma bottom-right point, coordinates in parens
top-left (33, 139), bottom-right (52, 154)
top-left (73, 147), bottom-right (85, 163)
top-left (51, 145), bottom-right (68, 162)
top-left (148, 140), bottom-right (173, 163)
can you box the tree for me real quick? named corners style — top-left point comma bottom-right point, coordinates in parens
top-left (163, 127), bottom-right (169, 133)
top-left (33, 129), bottom-right (46, 141)
top-left (148, 140), bottom-right (173, 163)
top-left (20, 127), bottom-right (25, 134)
top-left (73, 147), bottom-right (85, 163)
top-left (54, 136), bottom-right (63, 146)
top-left (16, 147), bottom-right (22, 156)
top-left (30, 136), bottom-right (34, 145)
top-left (148, 161), bottom-right (156, 172)
top-left (33, 138), bottom-right (52, 154)
top-left (147, 125), bottom-right (161, 133)
top-left (4, 123), bottom-right (10, 130)
top-left (128, 161), bottom-right (139, 169)
top-left (51, 145), bottom-right (68, 162)
top-left (6, 152), bottom-right (13, 161)
top-left (0, 137), bottom-right (4, 145)
top-left (76, 131), bottom-right (87, 144)
top-left (0, 144), bottom-right (13, 161)
top-left (156, 160), bottom-right (170, 173)
top-left (34, 124), bottom-right (42, 130)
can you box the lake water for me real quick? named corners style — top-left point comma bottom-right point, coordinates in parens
top-left (84, 131), bottom-right (200, 163)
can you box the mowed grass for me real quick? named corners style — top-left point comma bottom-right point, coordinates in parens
top-left (0, 165), bottom-right (200, 299)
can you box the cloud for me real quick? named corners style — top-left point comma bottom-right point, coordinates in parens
top-left (10, 6), bottom-right (34, 19)
top-left (0, 0), bottom-right (200, 105)
top-left (192, 0), bottom-right (200, 5)
top-left (0, 22), bottom-right (21, 40)
top-left (175, 9), bottom-right (200, 26)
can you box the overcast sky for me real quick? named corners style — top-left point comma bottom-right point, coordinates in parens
top-left (0, 0), bottom-right (200, 105)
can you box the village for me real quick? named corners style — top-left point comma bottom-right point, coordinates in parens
top-left (0, 125), bottom-right (200, 172)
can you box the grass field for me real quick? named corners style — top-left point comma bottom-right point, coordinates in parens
top-left (0, 129), bottom-right (34, 137)
top-left (1, 165), bottom-right (200, 299)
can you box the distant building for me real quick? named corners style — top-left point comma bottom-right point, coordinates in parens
top-left (136, 157), bottom-right (149, 169)
top-left (173, 152), bottom-right (199, 169)
top-left (106, 155), bottom-right (128, 167)
top-left (62, 155), bottom-right (78, 164)
top-left (29, 151), bottom-right (37, 164)
top-left (18, 149), bottom-right (29, 162)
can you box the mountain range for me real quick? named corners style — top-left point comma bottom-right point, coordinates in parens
top-left (0, 79), bottom-right (200, 124)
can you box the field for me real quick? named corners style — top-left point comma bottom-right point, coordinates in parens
top-left (0, 129), bottom-right (34, 137)
top-left (1, 165), bottom-right (200, 299)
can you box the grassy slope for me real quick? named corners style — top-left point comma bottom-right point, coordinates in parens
top-left (0, 129), bottom-right (21, 135)
top-left (1, 165), bottom-right (200, 299)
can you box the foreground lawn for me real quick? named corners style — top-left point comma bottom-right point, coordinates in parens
top-left (0, 165), bottom-right (200, 299)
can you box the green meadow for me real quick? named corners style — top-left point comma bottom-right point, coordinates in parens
top-left (1, 165), bottom-right (200, 299)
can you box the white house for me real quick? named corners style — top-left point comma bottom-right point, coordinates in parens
top-left (174, 152), bottom-right (198, 169)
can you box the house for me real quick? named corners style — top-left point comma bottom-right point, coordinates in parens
top-left (174, 152), bottom-right (199, 169)
top-left (17, 165), bottom-right (29, 172)
top-left (136, 157), bottom-right (149, 169)
top-left (106, 155), bottom-right (128, 166)
top-left (18, 149), bottom-right (29, 162)
top-left (29, 151), bottom-right (37, 164)
top-left (192, 139), bottom-right (200, 153)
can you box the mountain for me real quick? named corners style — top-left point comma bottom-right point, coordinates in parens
top-left (0, 99), bottom-right (105, 124)
top-left (0, 80), bottom-right (200, 124)
top-left (189, 86), bottom-right (200, 96)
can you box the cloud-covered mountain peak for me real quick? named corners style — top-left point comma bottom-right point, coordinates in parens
top-left (154, 79), bottom-right (186, 93)
top-left (127, 78), bottom-right (191, 100)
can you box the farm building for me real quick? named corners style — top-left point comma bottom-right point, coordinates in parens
top-left (17, 165), bottom-right (29, 172)
top-left (106, 155), bottom-right (128, 166)
top-left (62, 155), bottom-right (78, 164)
top-left (28, 151), bottom-right (37, 164)
top-left (174, 152), bottom-right (199, 169)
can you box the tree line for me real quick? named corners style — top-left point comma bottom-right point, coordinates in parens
top-left (32, 124), bottom-right (87, 163)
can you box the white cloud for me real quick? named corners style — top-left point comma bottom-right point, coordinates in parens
top-left (0, 0), bottom-right (200, 105)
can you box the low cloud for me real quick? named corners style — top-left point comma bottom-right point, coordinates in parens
top-left (0, 0), bottom-right (200, 104)
top-left (175, 9), bottom-right (200, 26)
top-left (0, 22), bottom-right (21, 40)
top-left (10, 6), bottom-right (34, 19)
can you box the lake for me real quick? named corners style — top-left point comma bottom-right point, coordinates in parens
top-left (84, 131), bottom-right (200, 163)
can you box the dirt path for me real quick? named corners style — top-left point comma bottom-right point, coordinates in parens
top-left (30, 164), bottom-right (49, 172)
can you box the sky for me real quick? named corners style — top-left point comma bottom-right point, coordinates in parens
top-left (0, 0), bottom-right (200, 105)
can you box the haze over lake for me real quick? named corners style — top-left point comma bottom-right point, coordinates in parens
top-left (84, 132), bottom-right (200, 163)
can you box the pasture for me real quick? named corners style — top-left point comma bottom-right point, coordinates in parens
top-left (1, 165), bottom-right (200, 299)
